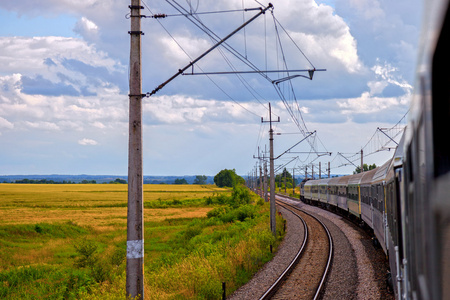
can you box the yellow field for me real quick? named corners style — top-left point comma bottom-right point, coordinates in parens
top-left (0, 183), bottom-right (283, 300)
top-left (0, 184), bottom-right (229, 228)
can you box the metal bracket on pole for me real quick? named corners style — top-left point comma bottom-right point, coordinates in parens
top-left (337, 152), bottom-right (358, 168)
top-left (147, 3), bottom-right (273, 96)
top-left (275, 131), bottom-right (316, 160)
top-left (377, 127), bottom-right (399, 146)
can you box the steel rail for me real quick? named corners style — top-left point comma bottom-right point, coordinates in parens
top-left (258, 198), bottom-right (308, 300)
top-left (273, 195), bottom-right (334, 300)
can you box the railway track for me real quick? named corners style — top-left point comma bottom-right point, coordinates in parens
top-left (259, 195), bottom-right (333, 300)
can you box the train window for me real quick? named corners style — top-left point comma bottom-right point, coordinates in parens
top-left (432, 3), bottom-right (450, 177)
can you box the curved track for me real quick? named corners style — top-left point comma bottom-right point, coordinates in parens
top-left (259, 195), bottom-right (333, 300)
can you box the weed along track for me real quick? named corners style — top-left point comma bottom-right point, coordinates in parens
top-left (264, 197), bottom-right (332, 300)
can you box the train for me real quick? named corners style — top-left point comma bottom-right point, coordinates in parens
top-left (300, 0), bottom-right (450, 299)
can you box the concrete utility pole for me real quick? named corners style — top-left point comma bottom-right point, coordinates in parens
top-left (264, 161), bottom-right (268, 202)
top-left (360, 149), bottom-right (364, 173)
top-left (259, 164), bottom-right (263, 197)
top-left (292, 168), bottom-right (295, 195)
top-left (127, 1), bottom-right (144, 298)
top-left (262, 103), bottom-right (280, 236)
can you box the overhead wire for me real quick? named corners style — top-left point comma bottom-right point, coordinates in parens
top-left (165, 0), bottom-right (272, 82)
top-left (145, 0), bottom-right (330, 169)
top-left (141, 0), bottom-right (262, 118)
top-left (163, 0), bottom-right (275, 112)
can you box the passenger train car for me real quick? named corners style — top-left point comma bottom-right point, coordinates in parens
top-left (301, 0), bottom-right (450, 298)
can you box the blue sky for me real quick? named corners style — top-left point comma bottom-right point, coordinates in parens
top-left (0, 0), bottom-right (422, 176)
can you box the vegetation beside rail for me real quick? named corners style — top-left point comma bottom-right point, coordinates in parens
top-left (0, 183), bottom-right (285, 299)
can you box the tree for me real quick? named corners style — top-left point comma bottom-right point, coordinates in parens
top-left (275, 168), bottom-right (293, 189)
top-left (174, 178), bottom-right (188, 184)
top-left (214, 169), bottom-right (236, 187)
top-left (354, 163), bottom-right (377, 174)
top-left (193, 175), bottom-right (207, 185)
top-left (110, 178), bottom-right (126, 184)
top-left (214, 169), bottom-right (245, 188)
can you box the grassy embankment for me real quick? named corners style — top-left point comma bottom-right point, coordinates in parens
top-left (0, 184), bottom-right (285, 299)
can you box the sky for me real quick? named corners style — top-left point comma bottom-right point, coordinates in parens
top-left (0, 0), bottom-right (423, 177)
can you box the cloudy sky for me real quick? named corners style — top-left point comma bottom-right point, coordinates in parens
top-left (0, 0), bottom-right (422, 176)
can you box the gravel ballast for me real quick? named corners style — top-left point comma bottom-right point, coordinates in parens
top-left (228, 196), bottom-right (393, 299)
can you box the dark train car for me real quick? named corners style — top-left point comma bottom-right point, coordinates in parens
top-left (327, 176), bottom-right (341, 207)
top-left (359, 168), bottom-right (377, 229)
top-left (370, 160), bottom-right (391, 254)
top-left (302, 179), bottom-right (313, 204)
top-left (385, 135), bottom-right (405, 297)
top-left (399, 0), bottom-right (450, 298)
top-left (318, 178), bottom-right (332, 204)
top-left (347, 172), bottom-right (364, 218)
top-left (336, 175), bottom-right (350, 211)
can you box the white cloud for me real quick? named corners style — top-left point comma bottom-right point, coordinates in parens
top-left (142, 94), bottom-right (271, 126)
top-left (74, 17), bottom-right (99, 41)
top-left (24, 121), bottom-right (60, 131)
top-left (0, 0), bottom-right (421, 175)
top-left (371, 60), bottom-right (413, 90)
top-left (337, 92), bottom-right (397, 115)
top-left (348, 0), bottom-right (385, 20)
top-left (78, 138), bottom-right (98, 146)
top-left (0, 117), bottom-right (14, 129)
top-left (0, 72), bottom-right (128, 134)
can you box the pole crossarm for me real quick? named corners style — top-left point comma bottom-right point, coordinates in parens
top-left (275, 131), bottom-right (316, 160)
top-left (182, 68), bottom-right (326, 77)
top-left (286, 151), bottom-right (331, 155)
top-left (275, 156), bottom-right (298, 173)
top-left (337, 152), bottom-right (358, 168)
top-left (148, 3), bottom-right (273, 96)
top-left (377, 127), bottom-right (399, 146)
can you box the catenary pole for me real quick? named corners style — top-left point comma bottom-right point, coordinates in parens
top-left (127, 0), bottom-right (144, 298)
top-left (264, 161), bottom-right (268, 202)
top-left (262, 103), bottom-right (279, 236)
top-left (360, 149), bottom-right (364, 173)
top-left (269, 107), bottom-right (276, 235)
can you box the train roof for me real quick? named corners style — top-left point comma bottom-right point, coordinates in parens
top-left (328, 176), bottom-right (342, 185)
top-left (372, 159), bottom-right (391, 184)
top-left (317, 178), bottom-right (332, 185)
top-left (304, 180), bottom-right (314, 187)
top-left (336, 175), bottom-right (351, 185)
top-left (360, 168), bottom-right (378, 185)
top-left (348, 172), bottom-right (365, 185)
top-left (303, 177), bottom-right (332, 186)
top-left (391, 132), bottom-right (405, 169)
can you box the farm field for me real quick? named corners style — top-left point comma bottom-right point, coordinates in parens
top-left (0, 183), bottom-right (284, 299)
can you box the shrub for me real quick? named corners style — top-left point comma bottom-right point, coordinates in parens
top-left (207, 207), bottom-right (228, 219)
top-left (230, 185), bottom-right (251, 208)
top-left (74, 239), bottom-right (98, 268)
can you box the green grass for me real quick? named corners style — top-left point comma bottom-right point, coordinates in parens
top-left (0, 184), bottom-right (285, 299)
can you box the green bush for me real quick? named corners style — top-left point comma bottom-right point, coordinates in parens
top-left (72, 239), bottom-right (124, 285)
top-left (0, 266), bottom-right (95, 299)
top-left (230, 185), bottom-right (251, 208)
top-left (74, 239), bottom-right (98, 268)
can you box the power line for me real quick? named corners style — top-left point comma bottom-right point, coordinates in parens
top-left (146, 1), bottom-right (331, 171)
top-left (141, 0), bottom-right (263, 118)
